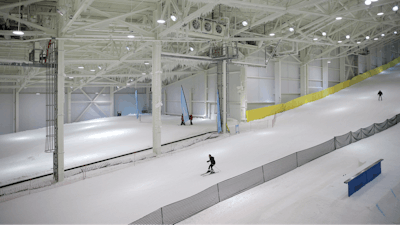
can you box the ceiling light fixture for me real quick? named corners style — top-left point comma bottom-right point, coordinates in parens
top-left (189, 47), bottom-right (194, 51)
top-left (142, 73), bottom-right (146, 75)
top-left (98, 66), bottom-right (102, 69)
top-left (377, 12), bottom-right (384, 15)
top-left (338, 40), bottom-right (342, 43)
top-left (269, 33), bottom-right (275, 36)
top-left (365, 0), bottom-right (371, 5)
top-left (171, 15), bottom-right (177, 21)
top-left (127, 35), bottom-right (135, 38)
top-left (69, 77), bottom-right (74, 79)
top-left (336, 17), bottom-right (342, 20)
top-left (242, 21), bottom-right (248, 26)
top-left (322, 32), bottom-right (327, 36)
top-left (144, 62), bottom-right (149, 65)
top-left (393, 5), bottom-right (399, 11)
top-left (90, 69), bottom-right (95, 72)
top-left (313, 37), bottom-right (318, 41)
top-left (126, 46), bottom-right (130, 51)
top-left (157, 19), bottom-right (166, 24)
top-left (289, 27), bottom-right (294, 32)
top-left (381, 33), bottom-right (385, 37)
top-left (78, 66), bottom-right (84, 69)
top-left (395, 31), bottom-right (398, 34)
top-left (357, 41), bottom-right (361, 44)
top-left (374, 37), bottom-right (379, 40)
top-left (366, 36), bottom-right (370, 39)
top-left (327, 61), bottom-right (331, 63)
top-left (13, 0), bottom-right (24, 36)
top-left (346, 35), bottom-right (350, 39)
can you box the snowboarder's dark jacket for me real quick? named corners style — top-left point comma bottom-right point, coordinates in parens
top-left (378, 91), bottom-right (383, 96)
top-left (207, 156), bottom-right (215, 165)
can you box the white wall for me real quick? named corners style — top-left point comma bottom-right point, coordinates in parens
top-left (0, 93), bottom-right (14, 135)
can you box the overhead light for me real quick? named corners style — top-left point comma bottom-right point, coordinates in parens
top-left (322, 32), bottom-right (327, 36)
top-left (269, 33), bottom-right (275, 36)
top-left (117, 86), bottom-right (119, 89)
top-left (189, 47), bottom-right (194, 51)
top-left (70, 87), bottom-right (73, 89)
top-left (98, 66), bottom-right (102, 69)
top-left (69, 77), bottom-right (74, 79)
top-left (90, 69), bottom-right (95, 72)
top-left (142, 73), bottom-right (146, 75)
top-left (338, 40), bottom-right (342, 43)
top-left (13, 30), bottom-right (24, 35)
top-left (144, 62), bottom-right (149, 65)
top-left (95, 92), bottom-right (99, 94)
top-left (127, 35), bottom-right (135, 38)
top-left (78, 66), bottom-right (84, 69)
top-left (366, 36), bottom-right (370, 39)
top-left (171, 15), bottom-right (177, 21)
top-left (36, 93), bottom-right (40, 95)
top-left (357, 41), bottom-right (361, 44)
top-left (374, 37), bottom-right (379, 40)
top-left (56, 8), bottom-right (66, 16)
top-left (346, 35), bottom-right (350, 39)
top-left (242, 21), bottom-right (248, 26)
top-left (289, 27), bottom-right (294, 32)
top-left (377, 12), bottom-right (384, 15)
top-left (313, 37), bottom-right (318, 41)
top-left (395, 31), bottom-right (398, 34)
top-left (365, 0), bottom-right (371, 5)
top-left (371, 0), bottom-right (378, 2)
top-left (381, 33), bottom-right (385, 37)
top-left (126, 46), bottom-right (130, 51)
top-left (336, 17), bottom-right (342, 20)
top-left (393, 5), bottom-right (399, 11)
top-left (327, 61), bottom-right (331, 63)
top-left (157, 19), bottom-right (166, 24)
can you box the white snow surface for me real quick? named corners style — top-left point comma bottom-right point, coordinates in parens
top-left (0, 64), bottom-right (400, 224)
top-left (0, 115), bottom-right (216, 185)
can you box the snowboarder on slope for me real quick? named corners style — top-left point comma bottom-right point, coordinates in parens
top-left (378, 90), bottom-right (383, 101)
top-left (207, 154), bottom-right (215, 173)
top-left (189, 115), bottom-right (193, 125)
top-left (181, 114), bottom-right (185, 125)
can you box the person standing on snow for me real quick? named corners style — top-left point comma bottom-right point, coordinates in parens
top-left (207, 154), bottom-right (216, 173)
top-left (181, 114), bottom-right (185, 125)
top-left (189, 114), bottom-right (193, 125)
top-left (378, 90), bottom-right (383, 101)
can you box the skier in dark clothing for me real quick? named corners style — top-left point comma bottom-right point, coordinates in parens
top-left (181, 114), bottom-right (185, 125)
top-left (189, 115), bottom-right (193, 125)
top-left (378, 90), bottom-right (383, 101)
top-left (207, 154), bottom-right (215, 173)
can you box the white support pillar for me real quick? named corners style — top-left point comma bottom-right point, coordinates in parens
top-left (56, 39), bottom-right (65, 182)
top-left (146, 87), bottom-right (150, 111)
top-left (339, 56), bottom-right (346, 82)
top-left (163, 89), bottom-right (167, 115)
top-left (204, 71), bottom-right (208, 118)
top-left (377, 47), bottom-right (383, 67)
top-left (222, 60), bottom-right (227, 133)
top-left (366, 53), bottom-right (372, 71)
top-left (240, 65), bottom-right (247, 122)
top-left (322, 59), bottom-right (329, 89)
top-left (110, 86), bottom-right (114, 116)
top-left (67, 90), bottom-right (71, 123)
top-left (189, 89), bottom-right (193, 115)
top-left (274, 60), bottom-right (281, 104)
top-left (152, 41), bottom-right (162, 155)
top-left (300, 49), bottom-right (308, 96)
top-left (14, 89), bottom-right (19, 132)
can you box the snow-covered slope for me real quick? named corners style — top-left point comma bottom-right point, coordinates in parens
top-left (0, 115), bottom-right (216, 184)
top-left (0, 64), bottom-right (399, 224)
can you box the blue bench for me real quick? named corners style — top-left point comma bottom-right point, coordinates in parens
top-left (344, 159), bottom-right (383, 197)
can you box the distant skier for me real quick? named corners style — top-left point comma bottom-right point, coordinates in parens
top-left (189, 115), bottom-right (193, 125)
top-left (181, 114), bottom-right (185, 125)
top-left (206, 154), bottom-right (215, 173)
top-left (378, 90), bottom-right (383, 101)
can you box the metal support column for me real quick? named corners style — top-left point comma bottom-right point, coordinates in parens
top-left (67, 89), bottom-right (71, 123)
top-left (240, 65), bottom-right (247, 122)
top-left (340, 56), bottom-right (346, 82)
top-left (274, 60), bottom-right (281, 104)
top-left (110, 86), bottom-right (114, 116)
top-left (56, 39), bottom-right (65, 182)
top-left (204, 71), bottom-right (208, 118)
top-left (322, 59), bottom-right (329, 90)
top-left (163, 89), bottom-right (167, 115)
top-left (15, 89), bottom-right (19, 132)
top-left (300, 49), bottom-right (308, 96)
top-left (152, 41), bottom-right (162, 155)
top-left (222, 60), bottom-right (227, 133)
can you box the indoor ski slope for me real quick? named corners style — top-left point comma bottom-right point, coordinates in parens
top-left (0, 64), bottom-right (400, 224)
top-left (0, 115), bottom-right (216, 185)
